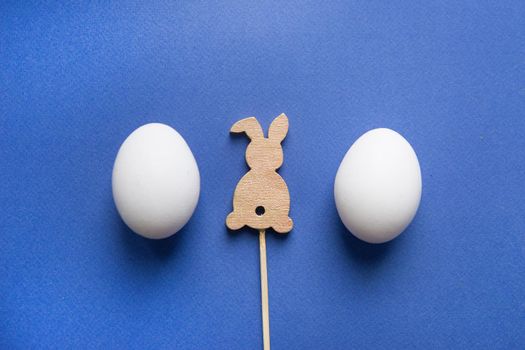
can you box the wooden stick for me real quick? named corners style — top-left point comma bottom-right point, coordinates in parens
top-left (259, 229), bottom-right (270, 350)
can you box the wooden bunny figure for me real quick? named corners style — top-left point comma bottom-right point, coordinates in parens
top-left (226, 113), bottom-right (293, 234)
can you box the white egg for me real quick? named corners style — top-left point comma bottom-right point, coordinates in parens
top-left (334, 128), bottom-right (422, 244)
top-left (112, 123), bottom-right (200, 239)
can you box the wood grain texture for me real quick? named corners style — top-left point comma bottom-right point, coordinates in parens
top-left (226, 114), bottom-right (293, 234)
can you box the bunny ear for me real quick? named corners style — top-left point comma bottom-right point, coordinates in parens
top-left (230, 117), bottom-right (264, 140)
top-left (268, 113), bottom-right (289, 143)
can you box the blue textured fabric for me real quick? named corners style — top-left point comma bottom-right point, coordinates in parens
top-left (1, 1), bottom-right (524, 349)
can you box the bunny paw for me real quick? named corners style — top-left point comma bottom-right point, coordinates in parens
top-left (226, 212), bottom-right (244, 230)
top-left (273, 217), bottom-right (293, 234)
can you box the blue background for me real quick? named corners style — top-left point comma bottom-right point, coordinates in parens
top-left (1, 1), bottom-right (524, 349)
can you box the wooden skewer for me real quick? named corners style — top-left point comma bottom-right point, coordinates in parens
top-left (259, 229), bottom-right (270, 350)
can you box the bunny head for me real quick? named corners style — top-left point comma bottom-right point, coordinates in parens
top-left (230, 114), bottom-right (289, 171)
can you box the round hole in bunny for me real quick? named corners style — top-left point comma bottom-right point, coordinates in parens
top-left (255, 206), bottom-right (265, 216)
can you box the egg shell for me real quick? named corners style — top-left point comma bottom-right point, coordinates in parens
top-left (334, 128), bottom-right (421, 244)
top-left (112, 123), bottom-right (200, 239)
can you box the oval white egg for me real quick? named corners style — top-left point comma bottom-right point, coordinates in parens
top-left (112, 123), bottom-right (200, 239)
top-left (334, 128), bottom-right (422, 244)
